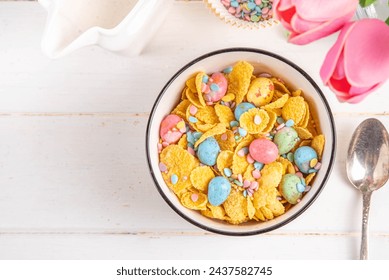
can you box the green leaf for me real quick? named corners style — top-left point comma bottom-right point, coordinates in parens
top-left (359, 0), bottom-right (376, 7)
top-left (386, 16), bottom-right (389, 25)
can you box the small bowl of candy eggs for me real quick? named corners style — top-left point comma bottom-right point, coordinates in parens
top-left (204, 0), bottom-right (278, 29)
top-left (146, 48), bottom-right (336, 235)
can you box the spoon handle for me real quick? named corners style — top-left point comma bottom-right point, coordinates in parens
top-left (361, 191), bottom-right (372, 260)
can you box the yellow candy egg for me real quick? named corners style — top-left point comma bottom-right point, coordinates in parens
top-left (247, 77), bottom-right (274, 107)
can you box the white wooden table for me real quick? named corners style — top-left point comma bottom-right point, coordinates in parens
top-left (1, 1), bottom-right (389, 260)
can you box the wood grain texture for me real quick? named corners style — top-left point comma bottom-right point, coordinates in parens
top-left (0, 1), bottom-right (388, 260)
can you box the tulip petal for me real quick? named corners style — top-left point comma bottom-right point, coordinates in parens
top-left (289, 13), bottom-right (354, 45)
top-left (343, 19), bottom-right (389, 88)
top-left (277, 6), bottom-right (296, 27)
top-left (276, 0), bottom-right (293, 11)
top-left (290, 14), bottom-right (322, 33)
top-left (293, 0), bottom-right (358, 22)
top-left (320, 22), bottom-right (356, 83)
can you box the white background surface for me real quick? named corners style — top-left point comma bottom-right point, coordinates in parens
top-left (0, 0), bottom-right (389, 260)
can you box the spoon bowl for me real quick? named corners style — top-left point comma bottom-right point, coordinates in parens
top-left (346, 118), bottom-right (389, 259)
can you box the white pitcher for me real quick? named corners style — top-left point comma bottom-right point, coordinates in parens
top-left (39, 0), bottom-right (173, 58)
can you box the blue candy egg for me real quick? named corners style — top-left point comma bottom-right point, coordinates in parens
top-left (208, 176), bottom-right (231, 206)
top-left (294, 146), bottom-right (318, 174)
top-left (196, 137), bottom-right (220, 166)
top-left (234, 102), bottom-right (255, 121)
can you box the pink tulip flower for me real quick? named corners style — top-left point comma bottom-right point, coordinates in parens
top-left (273, 0), bottom-right (358, 45)
top-left (320, 19), bottom-right (389, 103)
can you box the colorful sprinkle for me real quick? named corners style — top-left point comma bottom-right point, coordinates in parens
top-left (191, 193), bottom-right (199, 202)
top-left (310, 158), bottom-right (318, 168)
top-left (221, 133), bottom-right (228, 141)
top-left (189, 105), bottom-right (198, 115)
top-left (246, 154), bottom-right (255, 164)
top-left (223, 167), bottom-right (232, 177)
top-left (230, 120), bottom-right (239, 127)
top-left (314, 162), bottom-right (322, 170)
top-left (254, 115), bottom-right (262, 125)
top-left (223, 66), bottom-right (233, 74)
top-left (210, 83), bottom-right (220, 91)
top-left (252, 169), bottom-right (261, 179)
top-left (243, 179), bottom-right (251, 188)
top-left (238, 127), bottom-right (247, 137)
top-left (171, 174), bottom-right (178, 185)
top-left (296, 182), bottom-right (305, 193)
top-left (202, 75), bottom-right (209, 83)
top-left (254, 161), bottom-right (264, 170)
top-left (159, 162), bottom-right (167, 172)
top-left (233, 179), bottom-right (243, 187)
top-left (285, 119), bottom-right (295, 127)
top-left (189, 116), bottom-right (198, 123)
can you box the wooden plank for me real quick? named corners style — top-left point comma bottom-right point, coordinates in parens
top-left (0, 114), bottom-right (389, 234)
top-left (0, 2), bottom-right (387, 114)
top-left (1, 233), bottom-right (389, 259)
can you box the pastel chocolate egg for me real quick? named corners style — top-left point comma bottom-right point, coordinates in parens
top-left (196, 137), bottom-right (220, 166)
top-left (234, 102), bottom-right (255, 121)
top-left (273, 127), bottom-right (299, 155)
top-left (280, 174), bottom-right (302, 204)
top-left (204, 72), bottom-right (228, 102)
top-left (294, 146), bottom-right (318, 174)
top-left (208, 176), bottom-right (231, 206)
top-left (159, 114), bottom-right (185, 144)
top-left (249, 138), bottom-right (278, 164)
top-left (246, 77), bottom-right (274, 107)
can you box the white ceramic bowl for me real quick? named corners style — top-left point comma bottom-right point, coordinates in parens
top-left (146, 48), bottom-right (336, 236)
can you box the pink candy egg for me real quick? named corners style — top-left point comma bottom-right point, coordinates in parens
top-left (204, 72), bottom-right (227, 102)
top-left (159, 114), bottom-right (185, 144)
top-left (249, 138), bottom-right (279, 164)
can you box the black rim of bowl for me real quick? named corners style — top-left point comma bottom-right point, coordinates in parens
top-left (145, 47), bottom-right (336, 236)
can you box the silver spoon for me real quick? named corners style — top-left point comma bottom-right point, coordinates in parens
top-left (346, 118), bottom-right (389, 260)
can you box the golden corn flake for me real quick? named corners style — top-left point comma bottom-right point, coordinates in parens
top-left (223, 189), bottom-right (247, 224)
top-left (263, 109), bottom-right (277, 133)
top-left (271, 78), bottom-right (291, 94)
top-left (259, 162), bottom-right (283, 189)
top-left (263, 94), bottom-right (289, 110)
top-left (186, 76), bottom-right (197, 93)
top-left (253, 186), bottom-right (278, 209)
top-left (215, 130), bottom-right (236, 151)
top-left (247, 197), bottom-right (256, 219)
top-left (222, 93), bottom-right (235, 102)
top-left (194, 123), bottom-right (226, 148)
top-left (216, 150), bottom-right (234, 172)
top-left (194, 123), bottom-right (216, 133)
top-left (160, 145), bottom-right (199, 195)
top-left (277, 157), bottom-right (295, 175)
top-left (281, 96), bottom-right (306, 124)
top-left (305, 173), bottom-right (316, 185)
top-left (231, 137), bottom-right (253, 174)
top-left (227, 61), bottom-right (254, 104)
top-left (178, 134), bottom-right (188, 150)
top-left (214, 104), bottom-right (235, 126)
top-left (208, 203), bottom-right (226, 220)
top-left (266, 200), bottom-right (285, 217)
top-left (298, 101), bottom-right (310, 128)
top-left (186, 88), bottom-right (203, 108)
top-left (239, 108), bottom-right (270, 134)
top-left (181, 192), bottom-right (208, 210)
top-left (299, 139), bottom-right (312, 147)
top-left (255, 208), bottom-right (266, 221)
top-left (295, 126), bottom-right (313, 140)
top-left (243, 164), bottom-right (255, 182)
top-left (311, 134), bottom-right (325, 159)
top-left (195, 106), bottom-right (219, 124)
top-left (172, 99), bottom-right (192, 120)
top-left (292, 89), bottom-right (302, 97)
top-left (190, 166), bottom-right (215, 192)
top-left (195, 72), bottom-right (207, 107)
top-left (260, 206), bottom-right (274, 220)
